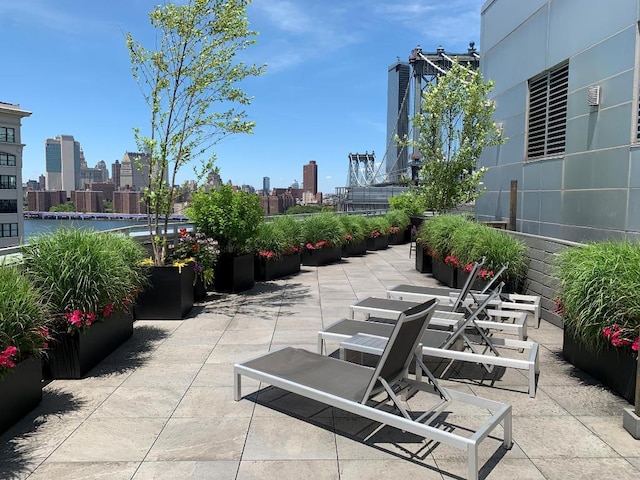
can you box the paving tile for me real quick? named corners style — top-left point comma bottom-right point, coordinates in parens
top-left (437, 457), bottom-right (545, 479)
top-left (338, 458), bottom-right (442, 479)
top-left (237, 460), bottom-right (339, 480)
top-left (206, 343), bottom-right (271, 364)
top-left (28, 461), bottom-right (139, 479)
top-left (121, 363), bottom-right (201, 389)
top-left (173, 386), bottom-right (255, 418)
top-left (133, 460), bottom-right (239, 479)
top-left (146, 417), bottom-right (250, 461)
top-left (578, 415), bottom-right (640, 457)
top-left (544, 384), bottom-right (630, 416)
top-left (91, 385), bottom-right (185, 418)
top-left (532, 457), bottom-right (640, 480)
top-left (217, 328), bottom-right (274, 345)
top-left (48, 418), bottom-right (166, 462)
top-left (512, 416), bottom-right (617, 458)
top-left (242, 416), bottom-right (337, 460)
top-left (193, 362), bottom-right (258, 388)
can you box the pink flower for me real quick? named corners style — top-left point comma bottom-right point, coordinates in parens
top-left (305, 243), bottom-right (315, 250)
top-left (0, 345), bottom-right (18, 369)
top-left (463, 264), bottom-right (473, 273)
top-left (389, 226), bottom-right (400, 234)
top-left (633, 338), bottom-right (639, 352)
top-left (103, 303), bottom-right (114, 318)
top-left (602, 326), bottom-right (612, 339)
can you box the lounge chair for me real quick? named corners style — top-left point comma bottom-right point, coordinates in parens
top-left (320, 285), bottom-right (540, 397)
top-left (352, 281), bottom-right (529, 341)
top-left (235, 299), bottom-right (513, 480)
top-left (388, 263), bottom-right (541, 327)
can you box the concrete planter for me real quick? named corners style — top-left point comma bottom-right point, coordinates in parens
top-left (135, 264), bottom-right (195, 319)
top-left (255, 253), bottom-right (301, 281)
top-left (0, 356), bottom-right (42, 433)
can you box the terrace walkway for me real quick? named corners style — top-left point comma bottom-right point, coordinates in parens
top-left (1, 245), bottom-right (639, 479)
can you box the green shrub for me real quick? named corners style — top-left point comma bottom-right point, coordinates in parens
top-left (385, 210), bottom-right (411, 232)
top-left (187, 185), bottom-right (264, 254)
top-left (338, 215), bottom-right (368, 244)
top-left (388, 191), bottom-right (425, 216)
top-left (0, 265), bottom-right (51, 378)
top-left (22, 228), bottom-right (146, 333)
top-left (470, 227), bottom-right (528, 283)
top-left (252, 216), bottom-right (302, 259)
top-left (367, 216), bottom-right (391, 238)
top-left (556, 241), bottom-right (640, 352)
top-left (302, 213), bottom-right (345, 249)
top-left (420, 214), bottom-right (469, 260)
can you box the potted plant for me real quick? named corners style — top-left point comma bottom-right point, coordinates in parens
top-left (385, 209), bottom-right (411, 245)
top-left (388, 190), bottom-right (426, 233)
top-left (339, 215), bottom-right (368, 257)
top-left (0, 265), bottom-right (51, 432)
top-left (126, 1), bottom-right (264, 297)
top-left (22, 228), bottom-right (147, 379)
top-left (556, 240), bottom-right (640, 403)
top-left (187, 185), bottom-right (263, 293)
top-left (171, 228), bottom-right (218, 301)
top-left (421, 214), bottom-right (469, 287)
top-left (252, 216), bottom-right (302, 281)
top-left (366, 216), bottom-right (391, 251)
top-left (414, 221), bottom-right (433, 273)
top-left (301, 213), bottom-right (344, 266)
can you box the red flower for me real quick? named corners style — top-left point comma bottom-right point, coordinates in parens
top-left (179, 228), bottom-right (187, 238)
top-left (444, 256), bottom-right (459, 267)
top-left (305, 243), bottom-right (315, 250)
top-left (633, 338), bottom-right (639, 352)
top-left (389, 226), bottom-right (400, 234)
top-left (463, 263), bottom-right (473, 273)
top-left (103, 303), bottom-right (114, 318)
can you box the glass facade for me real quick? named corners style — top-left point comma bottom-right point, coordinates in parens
top-left (386, 62), bottom-right (410, 183)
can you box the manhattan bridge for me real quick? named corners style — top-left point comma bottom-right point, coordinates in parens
top-left (336, 43), bottom-right (480, 212)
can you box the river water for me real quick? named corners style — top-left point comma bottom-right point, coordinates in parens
top-left (23, 218), bottom-right (148, 241)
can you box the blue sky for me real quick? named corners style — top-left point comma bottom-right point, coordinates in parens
top-left (2, 0), bottom-right (484, 194)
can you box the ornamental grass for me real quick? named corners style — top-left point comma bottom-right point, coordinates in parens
top-left (556, 240), bottom-right (640, 352)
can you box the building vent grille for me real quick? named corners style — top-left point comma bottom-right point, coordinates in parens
top-left (587, 85), bottom-right (600, 106)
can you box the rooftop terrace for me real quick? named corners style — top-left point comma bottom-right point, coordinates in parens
top-left (1, 245), bottom-right (638, 479)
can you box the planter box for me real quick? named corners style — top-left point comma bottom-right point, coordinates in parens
top-left (563, 329), bottom-right (636, 403)
top-left (135, 264), bottom-right (195, 320)
top-left (388, 230), bottom-right (407, 245)
top-left (366, 235), bottom-right (389, 251)
top-left (255, 253), bottom-right (301, 281)
top-left (415, 247), bottom-right (433, 273)
top-left (194, 277), bottom-right (207, 302)
top-left (342, 241), bottom-right (367, 257)
top-left (0, 356), bottom-right (42, 433)
top-left (44, 311), bottom-right (134, 379)
top-left (301, 246), bottom-right (342, 266)
top-left (215, 252), bottom-right (255, 293)
top-left (432, 259), bottom-right (456, 288)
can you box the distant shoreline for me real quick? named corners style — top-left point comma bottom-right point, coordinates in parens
top-left (23, 212), bottom-right (187, 222)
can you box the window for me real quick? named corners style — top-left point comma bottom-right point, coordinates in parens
top-left (0, 127), bottom-right (15, 143)
top-left (527, 62), bottom-right (569, 160)
top-left (0, 152), bottom-right (16, 166)
top-left (0, 199), bottom-right (17, 213)
top-left (0, 175), bottom-right (16, 189)
top-left (0, 223), bottom-right (18, 237)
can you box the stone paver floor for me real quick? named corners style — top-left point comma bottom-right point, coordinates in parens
top-left (1, 244), bottom-right (640, 479)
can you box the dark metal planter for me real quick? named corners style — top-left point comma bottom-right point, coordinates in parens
top-left (563, 328), bottom-right (636, 403)
top-left (342, 241), bottom-right (367, 257)
top-left (366, 235), bottom-right (389, 251)
top-left (44, 311), bottom-right (134, 379)
top-left (388, 231), bottom-right (407, 245)
top-left (432, 259), bottom-right (456, 288)
top-left (255, 253), bottom-right (301, 281)
top-left (415, 247), bottom-right (433, 273)
top-left (0, 356), bottom-right (42, 433)
top-left (194, 277), bottom-right (207, 302)
top-left (135, 264), bottom-right (195, 320)
top-left (214, 252), bottom-right (255, 293)
top-left (301, 246), bottom-right (342, 266)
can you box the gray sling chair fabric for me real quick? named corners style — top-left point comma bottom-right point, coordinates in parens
top-left (320, 281), bottom-right (541, 397)
top-left (235, 299), bottom-right (513, 480)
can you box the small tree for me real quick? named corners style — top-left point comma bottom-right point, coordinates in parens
top-left (127, 0), bottom-right (264, 265)
top-left (403, 59), bottom-right (504, 213)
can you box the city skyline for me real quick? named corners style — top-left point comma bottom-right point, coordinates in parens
top-left (3, 0), bottom-right (484, 194)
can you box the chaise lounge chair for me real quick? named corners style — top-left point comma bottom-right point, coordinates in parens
top-left (319, 285), bottom-right (540, 397)
top-left (387, 262), bottom-right (541, 327)
top-left (235, 299), bottom-right (513, 480)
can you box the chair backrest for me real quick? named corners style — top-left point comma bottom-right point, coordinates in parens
top-left (451, 258), bottom-right (485, 312)
top-left (359, 298), bottom-right (437, 403)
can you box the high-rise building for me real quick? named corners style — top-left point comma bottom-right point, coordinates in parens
top-left (120, 152), bottom-right (153, 191)
top-left (0, 102), bottom-right (31, 248)
top-left (80, 160), bottom-right (109, 188)
top-left (45, 134), bottom-right (82, 197)
top-left (112, 160), bottom-right (121, 190)
top-left (386, 61), bottom-right (410, 183)
top-left (302, 160), bottom-right (317, 195)
top-left (262, 176), bottom-right (270, 195)
top-left (38, 174), bottom-right (45, 190)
